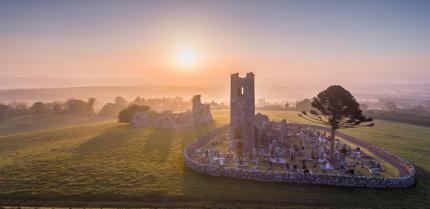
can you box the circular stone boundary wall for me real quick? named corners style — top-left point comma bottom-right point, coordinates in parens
top-left (183, 124), bottom-right (416, 188)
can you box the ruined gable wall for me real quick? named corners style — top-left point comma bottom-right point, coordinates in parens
top-left (192, 95), bottom-right (213, 125)
top-left (132, 95), bottom-right (213, 129)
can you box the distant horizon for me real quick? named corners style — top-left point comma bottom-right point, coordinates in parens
top-left (1, 74), bottom-right (430, 89)
top-left (1, 0), bottom-right (429, 90)
top-left (1, 75), bottom-right (429, 105)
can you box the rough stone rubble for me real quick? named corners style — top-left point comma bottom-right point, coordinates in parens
top-left (132, 95), bottom-right (212, 129)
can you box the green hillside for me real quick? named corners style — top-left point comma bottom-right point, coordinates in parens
top-left (0, 109), bottom-right (429, 208)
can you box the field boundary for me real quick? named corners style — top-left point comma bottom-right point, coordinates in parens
top-left (183, 124), bottom-right (416, 188)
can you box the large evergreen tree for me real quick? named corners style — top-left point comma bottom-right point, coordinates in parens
top-left (299, 85), bottom-right (373, 163)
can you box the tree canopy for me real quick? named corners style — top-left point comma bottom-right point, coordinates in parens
top-left (64, 98), bottom-right (96, 115)
top-left (118, 104), bottom-right (150, 124)
top-left (99, 96), bottom-right (128, 116)
top-left (300, 85), bottom-right (373, 129)
top-left (30, 102), bottom-right (50, 115)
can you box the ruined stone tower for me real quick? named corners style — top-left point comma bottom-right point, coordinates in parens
top-left (230, 72), bottom-right (255, 155)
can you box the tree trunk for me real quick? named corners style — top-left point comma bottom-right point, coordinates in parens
top-left (330, 128), bottom-right (336, 164)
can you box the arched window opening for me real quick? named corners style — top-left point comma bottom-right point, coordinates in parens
top-left (236, 86), bottom-right (244, 96)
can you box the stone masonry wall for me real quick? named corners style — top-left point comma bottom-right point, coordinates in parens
top-left (183, 124), bottom-right (416, 188)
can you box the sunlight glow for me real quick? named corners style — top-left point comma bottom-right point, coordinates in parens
top-left (176, 48), bottom-right (196, 68)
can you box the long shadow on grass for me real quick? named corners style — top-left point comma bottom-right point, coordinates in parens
top-left (141, 123), bottom-right (217, 163)
top-left (142, 129), bottom-right (176, 162)
top-left (74, 125), bottom-right (142, 158)
top-left (176, 123), bottom-right (217, 147)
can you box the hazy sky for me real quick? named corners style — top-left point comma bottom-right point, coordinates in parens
top-left (1, 0), bottom-right (429, 88)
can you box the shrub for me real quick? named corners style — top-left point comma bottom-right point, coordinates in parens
top-left (118, 104), bottom-right (150, 123)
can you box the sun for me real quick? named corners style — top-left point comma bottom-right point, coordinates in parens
top-left (176, 48), bottom-right (196, 68)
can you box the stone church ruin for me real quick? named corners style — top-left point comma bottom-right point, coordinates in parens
top-left (132, 95), bottom-right (213, 129)
top-left (183, 72), bottom-right (416, 188)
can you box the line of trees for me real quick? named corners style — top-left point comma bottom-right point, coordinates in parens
top-left (98, 96), bottom-right (128, 116)
top-left (359, 100), bottom-right (430, 127)
top-left (0, 102), bottom-right (29, 120)
top-left (0, 96), bottom-right (185, 123)
top-left (366, 110), bottom-right (430, 127)
top-left (0, 98), bottom-right (97, 120)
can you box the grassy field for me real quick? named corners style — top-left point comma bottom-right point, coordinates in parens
top-left (0, 109), bottom-right (429, 208)
top-left (0, 114), bottom-right (114, 136)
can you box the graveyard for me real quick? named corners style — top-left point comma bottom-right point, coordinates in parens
top-left (183, 73), bottom-right (414, 188)
top-left (196, 125), bottom-right (395, 177)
